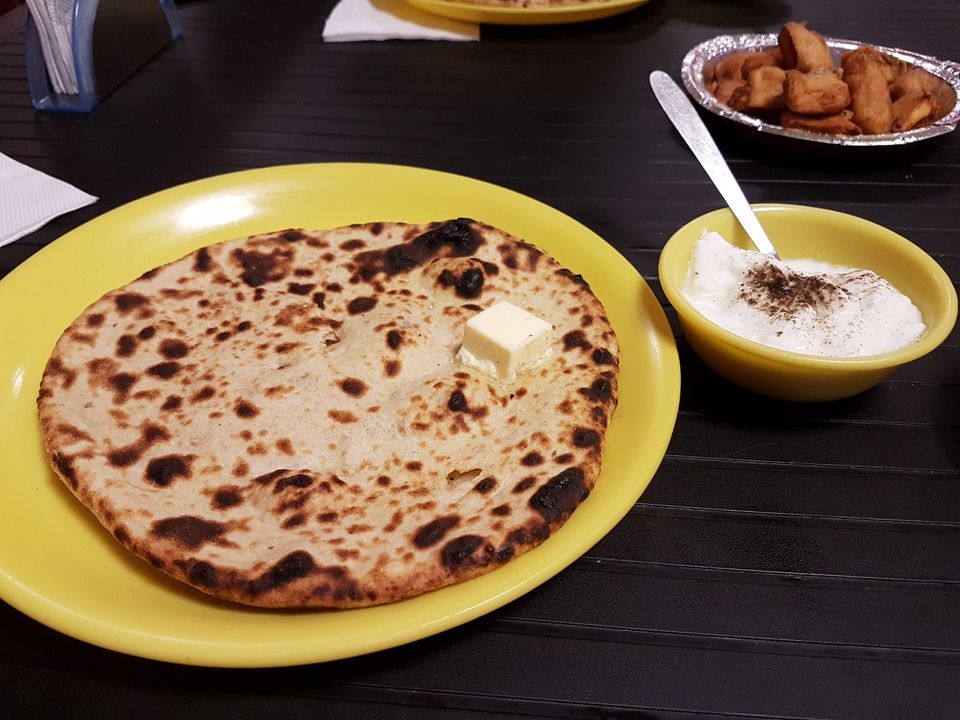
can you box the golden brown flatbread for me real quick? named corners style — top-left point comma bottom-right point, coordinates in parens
top-left (38, 219), bottom-right (619, 608)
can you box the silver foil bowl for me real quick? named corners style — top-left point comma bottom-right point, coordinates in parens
top-left (682, 33), bottom-right (960, 147)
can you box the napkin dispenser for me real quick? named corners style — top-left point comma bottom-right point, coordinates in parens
top-left (25, 0), bottom-right (182, 112)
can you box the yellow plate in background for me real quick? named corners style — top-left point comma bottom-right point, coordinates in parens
top-left (0, 163), bottom-right (679, 667)
top-left (403, 0), bottom-right (650, 25)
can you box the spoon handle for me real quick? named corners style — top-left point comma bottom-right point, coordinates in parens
top-left (649, 70), bottom-right (779, 259)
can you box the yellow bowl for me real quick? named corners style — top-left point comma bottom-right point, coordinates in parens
top-left (658, 204), bottom-right (958, 402)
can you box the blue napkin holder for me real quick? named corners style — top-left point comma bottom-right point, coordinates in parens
top-left (25, 0), bottom-right (182, 112)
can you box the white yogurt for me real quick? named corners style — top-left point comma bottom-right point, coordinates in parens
top-left (683, 231), bottom-right (926, 357)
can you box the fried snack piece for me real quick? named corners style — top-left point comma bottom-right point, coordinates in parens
top-left (891, 67), bottom-right (956, 122)
top-left (891, 93), bottom-right (938, 131)
top-left (712, 50), bottom-right (780, 84)
top-left (780, 109), bottom-right (862, 135)
top-left (742, 50), bottom-right (781, 75)
top-left (713, 52), bottom-right (752, 82)
top-left (892, 67), bottom-right (941, 98)
top-left (707, 56), bottom-right (748, 106)
top-left (844, 46), bottom-right (903, 84)
top-left (784, 68), bottom-right (850, 114)
top-left (842, 48), bottom-right (894, 133)
top-left (729, 66), bottom-right (786, 112)
top-left (707, 22), bottom-right (957, 136)
top-left (778, 21), bottom-right (834, 72)
top-left (712, 79), bottom-right (747, 105)
top-left (708, 51), bottom-right (781, 105)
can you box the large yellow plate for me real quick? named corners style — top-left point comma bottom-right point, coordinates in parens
top-left (0, 163), bottom-right (679, 668)
top-left (403, 0), bottom-right (651, 26)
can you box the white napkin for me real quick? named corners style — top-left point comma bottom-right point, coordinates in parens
top-left (0, 153), bottom-right (97, 248)
top-left (323, 0), bottom-right (479, 43)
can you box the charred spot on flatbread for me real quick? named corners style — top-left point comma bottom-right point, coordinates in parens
top-left (145, 454), bottom-right (193, 486)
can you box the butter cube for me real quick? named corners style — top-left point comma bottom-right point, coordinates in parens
top-left (457, 300), bottom-right (553, 382)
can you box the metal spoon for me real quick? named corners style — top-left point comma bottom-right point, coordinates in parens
top-left (649, 70), bottom-right (779, 259)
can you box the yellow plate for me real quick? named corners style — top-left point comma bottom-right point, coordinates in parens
top-left (0, 163), bottom-right (679, 667)
top-left (403, 0), bottom-right (650, 26)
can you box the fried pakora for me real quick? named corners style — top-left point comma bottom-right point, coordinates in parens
top-left (778, 22), bottom-right (834, 73)
top-left (729, 66), bottom-right (786, 112)
top-left (780, 109), bottom-right (862, 135)
top-left (841, 48), bottom-right (895, 133)
top-left (892, 93), bottom-right (938, 132)
top-left (784, 68), bottom-right (850, 114)
top-left (705, 21), bottom-right (955, 137)
top-left (890, 68), bottom-right (955, 131)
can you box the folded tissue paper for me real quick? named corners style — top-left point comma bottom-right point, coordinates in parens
top-left (323, 0), bottom-right (478, 42)
top-left (0, 153), bottom-right (97, 248)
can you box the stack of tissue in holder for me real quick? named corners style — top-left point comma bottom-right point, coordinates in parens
top-left (25, 0), bottom-right (78, 94)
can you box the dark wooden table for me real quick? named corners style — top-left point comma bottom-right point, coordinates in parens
top-left (2, 1), bottom-right (959, 717)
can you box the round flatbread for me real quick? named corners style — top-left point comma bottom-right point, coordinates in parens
top-left (38, 219), bottom-right (619, 608)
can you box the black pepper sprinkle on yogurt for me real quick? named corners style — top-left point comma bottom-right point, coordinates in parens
top-left (684, 231), bottom-right (926, 356)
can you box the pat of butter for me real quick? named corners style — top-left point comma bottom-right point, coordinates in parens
top-left (457, 300), bottom-right (553, 382)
